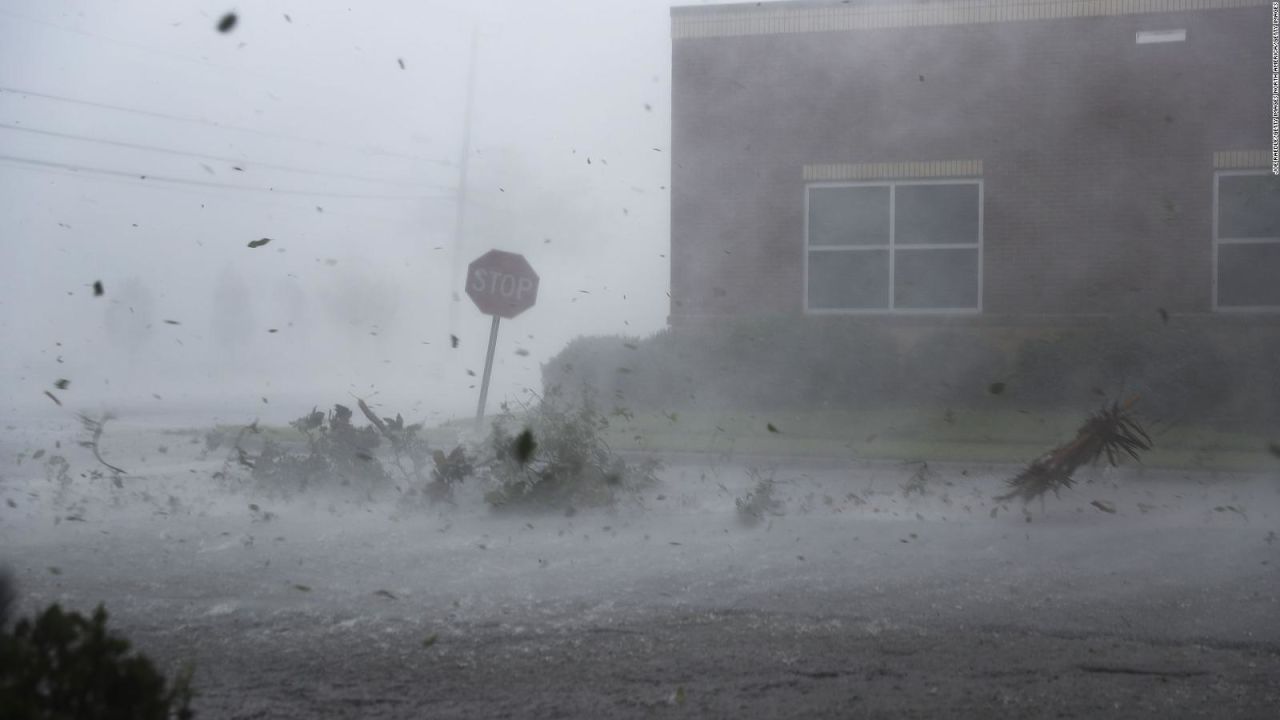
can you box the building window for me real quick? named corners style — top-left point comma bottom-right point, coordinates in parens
top-left (1214, 171), bottom-right (1280, 311)
top-left (805, 180), bottom-right (981, 313)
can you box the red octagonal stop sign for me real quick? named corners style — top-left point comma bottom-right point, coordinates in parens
top-left (465, 250), bottom-right (539, 318)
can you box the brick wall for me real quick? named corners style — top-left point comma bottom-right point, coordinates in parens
top-left (670, 2), bottom-right (1271, 326)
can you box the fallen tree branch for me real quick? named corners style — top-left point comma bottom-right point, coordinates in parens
top-left (997, 396), bottom-right (1151, 504)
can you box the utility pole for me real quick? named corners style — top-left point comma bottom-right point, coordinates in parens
top-left (449, 25), bottom-right (479, 333)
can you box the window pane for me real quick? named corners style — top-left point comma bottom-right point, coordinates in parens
top-left (1218, 174), bottom-right (1280, 239)
top-left (808, 186), bottom-right (890, 246)
top-left (894, 183), bottom-right (980, 245)
top-left (894, 248), bottom-right (979, 309)
top-left (807, 250), bottom-right (889, 309)
top-left (1217, 243), bottom-right (1280, 307)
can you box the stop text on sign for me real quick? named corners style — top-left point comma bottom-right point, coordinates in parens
top-left (469, 268), bottom-right (535, 302)
top-left (465, 249), bottom-right (539, 319)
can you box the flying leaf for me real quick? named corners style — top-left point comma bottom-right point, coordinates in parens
top-left (422, 633), bottom-right (438, 648)
top-left (217, 12), bottom-right (237, 32)
top-left (93, 280), bottom-right (104, 296)
top-left (54, 379), bottom-right (69, 390)
top-left (988, 382), bottom-right (1006, 395)
top-left (450, 334), bottom-right (459, 349)
top-left (247, 238), bottom-right (272, 248)
top-left (767, 423), bottom-right (780, 433)
top-left (43, 391), bottom-right (61, 406)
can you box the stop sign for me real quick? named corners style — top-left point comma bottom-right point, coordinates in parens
top-left (465, 250), bottom-right (539, 318)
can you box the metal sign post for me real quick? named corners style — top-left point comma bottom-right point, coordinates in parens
top-left (465, 250), bottom-right (539, 431)
top-left (474, 314), bottom-right (500, 430)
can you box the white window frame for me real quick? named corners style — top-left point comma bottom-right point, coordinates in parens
top-left (1212, 170), bottom-right (1280, 313)
top-left (803, 178), bottom-right (983, 315)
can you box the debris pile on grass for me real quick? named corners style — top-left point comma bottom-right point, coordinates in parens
top-left (208, 401), bottom-right (471, 501)
top-left (482, 386), bottom-right (659, 511)
top-left (997, 397), bottom-right (1151, 504)
top-left (249, 404), bottom-right (390, 496)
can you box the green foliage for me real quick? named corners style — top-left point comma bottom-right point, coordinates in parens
top-left (541, 319), bottom-right (902, 413)
top-left (0, 590), bottom-right (195, 720)
top-left (542, 316), bottom-right (1271, 425)
top-left (482, 386), bottom-right (659, 510)
top-left (1012, 320), bottom-right (1238, 420)
top-left (250, 404), bottom-right (389, 495)
top-left (423, 446), bottom-right (475, 504)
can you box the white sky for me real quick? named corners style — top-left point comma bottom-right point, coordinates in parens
top-left (0, 0), bottom-right (729, 424)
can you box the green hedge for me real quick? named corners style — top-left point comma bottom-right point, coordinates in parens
top-left (542, 317), bottom-right (1279, 424)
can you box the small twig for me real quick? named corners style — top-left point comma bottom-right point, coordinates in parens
top-left (78, 413), bottom-right (126, 475)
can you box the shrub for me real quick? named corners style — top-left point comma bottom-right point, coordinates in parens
top-left (540, 318), bottom-right (903, 413)
top-left (1012, 320), bottom-right (1235, 421)
top-left (0, 572), bottom-right (195, 720)
top-left (482, 386), bottom-right (659, 511)
top-left (250, 404), bottom-right (390, 496)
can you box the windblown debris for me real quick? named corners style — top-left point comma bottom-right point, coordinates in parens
top-left (997, 397), bottom-right (1151, 505)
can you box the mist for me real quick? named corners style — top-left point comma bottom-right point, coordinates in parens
top-left (0, 0), bottom-right (680, 424)
top-left (2, 1), bottom-right (1277, 718)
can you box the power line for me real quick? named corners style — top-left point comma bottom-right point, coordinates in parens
top-left (0, 7), bottom-right (473, 128)
top-left (0, 152), bottom-right (454, 202)
top-left (0, 121), bottom-right (447, 189)
top-left (0, 84), bottom-right (454, 168)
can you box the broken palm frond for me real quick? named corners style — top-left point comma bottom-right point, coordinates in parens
top-left (77, 413), bottom-right (126, 476)
top-left (997, 397), bottom-right (1151, 504)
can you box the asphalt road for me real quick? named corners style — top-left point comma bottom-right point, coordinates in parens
top-left (4, 444), bottom-right (1278, 718)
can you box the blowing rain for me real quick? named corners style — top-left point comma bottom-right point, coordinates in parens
top-left (1, 1), bottom-right (1278, 718)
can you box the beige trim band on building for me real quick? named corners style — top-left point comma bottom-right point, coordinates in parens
top-left (1213, 150), bottom-right (1270, 169)
top-left (673, 0), bottom-right (1268, 39)
top-left (804, 160), bottom-right (983, 181)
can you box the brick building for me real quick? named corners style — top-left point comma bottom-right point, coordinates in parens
top-left (669, 0), bottom-right (1277, 327)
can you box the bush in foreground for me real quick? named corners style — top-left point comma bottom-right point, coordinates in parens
top-left (0, 572), bottom-right (195, 719)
